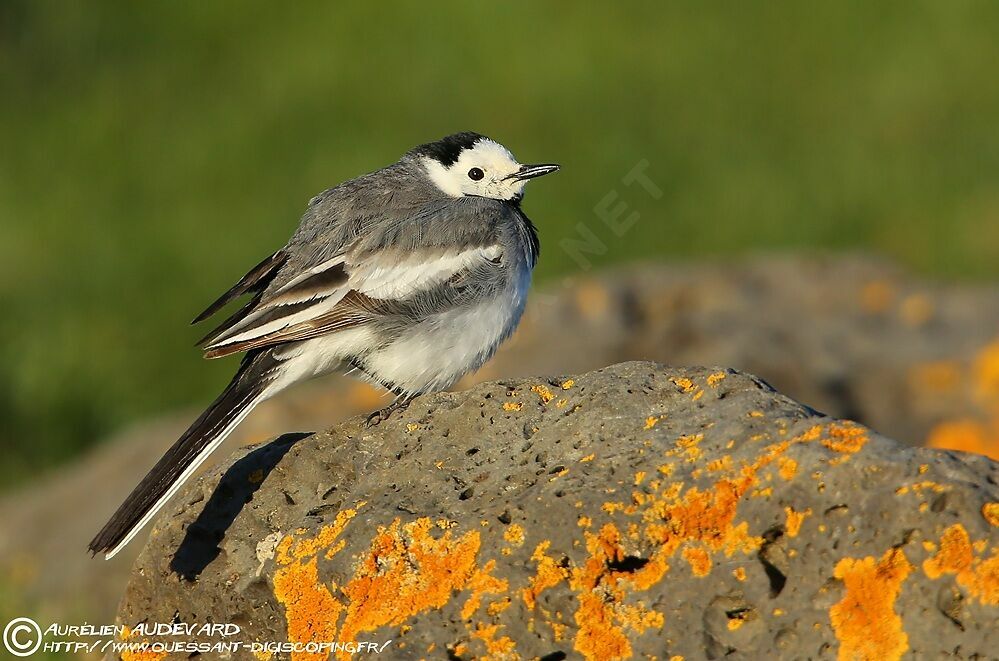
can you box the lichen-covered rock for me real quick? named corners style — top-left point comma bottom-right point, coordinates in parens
top-left (5, 255), bottom-right (998, 631)
top-left (117, 362), bottom-right (999, 660)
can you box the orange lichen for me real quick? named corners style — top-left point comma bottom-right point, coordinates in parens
top-left (666, 433), bottom-right (704, 463)
top-left (503, 524), bottom-right (526, 546)
top-left (642, 476), bottom-right (763, 561)
top-left (670, 376), bottom-right (696, 393)
top-left (121, 650), bottom-right (168, 661)
top-left (461, 560), bottom-right (509, 620)
top-left (926, 419), bottom-right (999, 460)
top-left (681, 546), bottom-right (712, 577)
top-left (571, 524), bottom-right (665, 661)
top-left (894, 481), bottom-right (947, 496)
top-left (561, 379), bottom-right (575, 390)
top-left (273, 509), bottom-right (359, 661)
top-left (923, 525), bottom-right (973, 579)
top-left (566, 417), bottom-right (879, 657)
top-left (265, 418), bottom-right (890, 659)
top-left (523, 541), bottom-right (569, 611)
top-left (970, 553), bottom-right (999, 605)
top-left (436, 518), bottom-right (457, 530)
top-left (821, 422), bottom-right (868, 455)
top-left (923, 524), bottom-right (999, 605)
top-left (273, 509), bottom-right (489, 661)
top-left (973, 337), bottom-right (999, 399)
top-left (921, 338), bottom-right (999, 460)
top-left (706, 456), bottom-right (732, 473)
top-left (829, 548), bottom-right (912, 661)
top-left (487, 598), bottom-right (512, 616)
top-left (707, 372), bottom-right (727, 387)
top-left (470, 623), bottom-right (517, 659)
top-left (733, 567), bottom-right (747, 581)
top-left (983, 503), bottom-right (999, 527)
top-left (338, 518), bottom-right (481, 645)
top-left (277, 508), bottom-right (359, 565)
top-left (777, 456), bottom-right (798, 480)
top-left (784, 507), bottom-right (812, 537)
top-left (860, 280), bottom-right (895, 313)
top-left (531, 384), bottom-right (555, 404)
top-left (272, 555), bottom-right (341, 660)
top-left (899, 293), bottom-right (933, 326)
top-left (909, 361), bottom-right (961, 393)
top-left (644, 416), bottom-right (661, 430)
top-left (502, 401), bottom-right (523, 412)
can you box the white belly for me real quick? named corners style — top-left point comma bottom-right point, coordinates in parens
top-left (363, 264), bottom-right (531, 395)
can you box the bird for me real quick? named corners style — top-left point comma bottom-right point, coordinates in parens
top-left (89, 132), bottom-right (559, 560)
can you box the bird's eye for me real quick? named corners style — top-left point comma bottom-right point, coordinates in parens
top-left (467, 167), bottom-right (484, 181)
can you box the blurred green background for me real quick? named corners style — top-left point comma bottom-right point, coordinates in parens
top-left (2, 1), bottom-right (998, 488)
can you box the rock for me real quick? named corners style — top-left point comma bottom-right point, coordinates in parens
top-left (495, 254), bottom-right (999, 450)
top-left (117, 362), bottom-right (999, 660)
top-left (0, 376), bottom-right (385, 626)
top-left (4, 254), bottom-right (999, 631)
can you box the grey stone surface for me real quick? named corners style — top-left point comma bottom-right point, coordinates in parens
top-left (4, 254), bottom-right (998, 639)
top-left (117, 362), bottom-right (999, 660)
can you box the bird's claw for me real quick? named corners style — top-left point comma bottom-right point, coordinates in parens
top-left (365, 399), bottom-right (412, 427)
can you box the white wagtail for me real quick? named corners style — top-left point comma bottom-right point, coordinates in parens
top-left (89, 132), bottom-right (559, 559)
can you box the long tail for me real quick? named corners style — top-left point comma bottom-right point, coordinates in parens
top-left (89, 351), bottom-right (280, 560)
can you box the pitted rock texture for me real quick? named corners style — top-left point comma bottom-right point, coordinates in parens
top-left (117, 362), bottom-right (999, 660)
top-left (5, 255), bottom-right (999, 628)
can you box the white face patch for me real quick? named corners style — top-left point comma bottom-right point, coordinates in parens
top-left (422, 138), bottom-right (528, 201)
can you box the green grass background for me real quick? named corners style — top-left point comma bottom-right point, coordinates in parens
top-left (2, 2), bottom-right (998, 486)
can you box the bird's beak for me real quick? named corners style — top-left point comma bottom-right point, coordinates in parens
top-left (505, 163), bottom-right (560, 181)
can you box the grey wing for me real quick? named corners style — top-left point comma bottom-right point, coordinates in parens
top-left (193, 195), bottom-right (514, 359)
top-left (197, 242), bottom-right (507, 358)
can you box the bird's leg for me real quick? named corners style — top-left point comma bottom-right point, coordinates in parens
top-left (365, 395), bottom-right (413, 427)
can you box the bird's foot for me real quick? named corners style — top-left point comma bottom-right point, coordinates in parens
top-left (366, 398), bottom-right (412, 427)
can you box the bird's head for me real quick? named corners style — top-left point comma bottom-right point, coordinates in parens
top-left (411, 132), bottom-right (559, 202)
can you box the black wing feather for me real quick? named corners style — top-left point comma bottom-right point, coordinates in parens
top-left (191, 251), bottom-right (288, 324)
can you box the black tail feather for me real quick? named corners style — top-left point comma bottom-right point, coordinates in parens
top-left (89, 351), bottom-right (276, 558)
